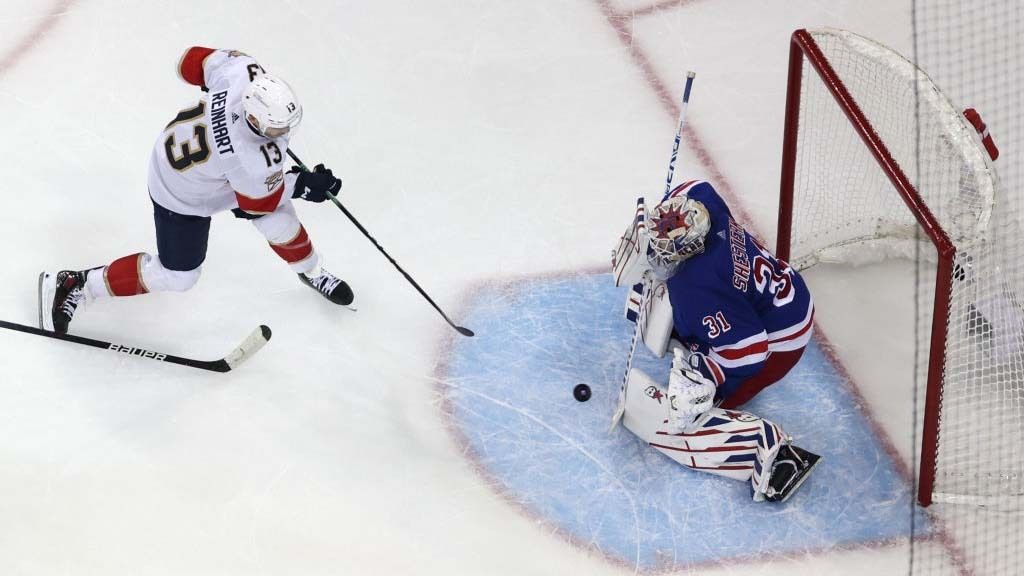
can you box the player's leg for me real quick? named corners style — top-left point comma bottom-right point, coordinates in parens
top-left (622, 368), bottom-right (819, 501)
top-left (251, 199), bottom-right (353, 305)
top-left (39, 200), bottom-right (208, 333)
top-left (624, 370), bottom-right (779, 484)
top-left (718, 346), bottom-right (807, 409)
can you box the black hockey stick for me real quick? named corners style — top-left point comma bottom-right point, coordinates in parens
top-left (287, 149), bottom-right (474, 337)
top-left (0, 319), bottom-right (272, 373)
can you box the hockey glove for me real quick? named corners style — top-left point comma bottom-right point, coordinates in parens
top-left (667, 348), bottom-right (717, 433)
top-left (291, 164), bottom-right (341, 203)
top-left (684, 350), bottom-right (725, 388)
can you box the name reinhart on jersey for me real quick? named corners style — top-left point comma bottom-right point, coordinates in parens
top-left (210, 90), bottom-right (234, 155)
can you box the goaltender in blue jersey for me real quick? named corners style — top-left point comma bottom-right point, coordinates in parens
top-left (660, 180), bottom-right (814, 408)
top-left (611, 178), bottom-right (819, 503)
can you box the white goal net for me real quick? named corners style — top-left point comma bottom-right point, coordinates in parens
top-left (778, 25), bottom-right (1024, 575)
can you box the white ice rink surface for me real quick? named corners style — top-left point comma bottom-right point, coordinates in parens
top-left (0, 1), bottom-right (964, 574)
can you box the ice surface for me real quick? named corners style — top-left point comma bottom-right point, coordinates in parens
top-left (0, 0), bottom-right (976, 574)
top-left (440, 273), bottom-right (928, 572)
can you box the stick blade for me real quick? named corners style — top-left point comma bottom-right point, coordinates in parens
top-left (222, 325), bottom-right (273, 371)
top-left (456, 326), bottom-right (475, 337)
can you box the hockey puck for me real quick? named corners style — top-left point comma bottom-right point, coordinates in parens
top-left (573, 383), bottom-right (592, 402)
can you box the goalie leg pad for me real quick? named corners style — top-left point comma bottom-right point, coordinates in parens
top-left (622, 368), bottom-right (670, 442)
top-left (655, 409), bottom-right (787, 484)
top-left (623, 375), bottom-right (789, 485)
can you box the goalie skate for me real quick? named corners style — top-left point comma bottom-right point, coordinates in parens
top-left (762, 444), bottom-right (821, 503)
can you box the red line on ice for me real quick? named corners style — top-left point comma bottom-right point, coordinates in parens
top-left (0, 0), bottom-right (78, 77)
top-left (630, 0), bottom-right (705, 18)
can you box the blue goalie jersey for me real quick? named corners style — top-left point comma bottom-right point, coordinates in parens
top-left (663, 180), bottom-right (814, 398)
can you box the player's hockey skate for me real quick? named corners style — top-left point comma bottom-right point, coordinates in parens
top-left (298, 269), bottom-right (354, 306)
top-left (762, 444), bottom-right (821, 503)
top-left (38, 270), bottom-right (88, 334)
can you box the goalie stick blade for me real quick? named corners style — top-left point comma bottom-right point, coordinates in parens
top-left (608, 403), bottom-right (625, 433)
top-left (219, 324), bottom-right (273, 371)
top-left (608, 367), bottom-right (632, 433)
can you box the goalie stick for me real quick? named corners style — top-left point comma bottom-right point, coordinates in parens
top-left (609, 71), bottom-right (696, 431)
top-left (0, 320), bottom-right (271, 373)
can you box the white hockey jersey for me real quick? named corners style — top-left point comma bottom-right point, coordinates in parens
top-left (147, 47), bottom-right (297, 217)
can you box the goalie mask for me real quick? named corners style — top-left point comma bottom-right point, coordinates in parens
top-left (242, 74), bottom-right (303, 139)
top-left (646, 196), bottom-right (711, 278)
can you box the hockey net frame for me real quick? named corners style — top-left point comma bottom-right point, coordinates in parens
top-left (775, 28), bottom-right (1004, 508)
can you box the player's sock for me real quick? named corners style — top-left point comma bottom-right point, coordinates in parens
top-left (83, 265), bottom-right (121, 300)
top-left (269, 224), bottom-right (317, 273)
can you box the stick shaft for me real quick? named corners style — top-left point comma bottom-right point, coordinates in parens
top-left (287, 149), bottom-right (474, 337)
top-left (612, 72), bottom-right (697, 431)
top-left (0, 319), bottom-right (251, 372)
top-left (663, 72), bottom-right (697, 197)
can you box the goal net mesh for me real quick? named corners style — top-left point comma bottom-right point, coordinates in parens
top-left (912, 2), bottom-right (1024, 574)
top-left (783, 25), bottom-right (1023, 575)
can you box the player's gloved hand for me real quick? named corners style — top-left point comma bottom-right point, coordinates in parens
top-left (290, 164), bottom-right (341, 203)
top-left (667, 348), bottom-right (717, 433)
top-left (684, 350), bottom-right (724, 388)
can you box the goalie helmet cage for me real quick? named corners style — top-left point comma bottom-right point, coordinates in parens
top-left (776, 25), bottom-right (1022, 519)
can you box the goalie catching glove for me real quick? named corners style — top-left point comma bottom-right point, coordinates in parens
top-left (667, 347), bottom-right (717, 433)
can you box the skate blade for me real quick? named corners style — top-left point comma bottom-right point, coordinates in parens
top-left (37, 272), bottom-right (49, 331)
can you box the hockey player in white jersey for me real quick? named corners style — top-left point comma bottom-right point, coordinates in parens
top-left (39, 47), bottom-right (352, 334)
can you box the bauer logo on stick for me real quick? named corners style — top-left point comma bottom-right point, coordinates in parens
top-left (108, 343), bottom-right (167, 361)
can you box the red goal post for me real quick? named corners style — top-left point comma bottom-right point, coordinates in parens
top-left (774, 28), bottom-right (1006, 508)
